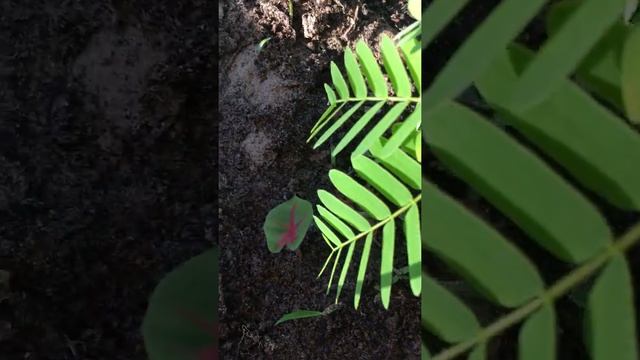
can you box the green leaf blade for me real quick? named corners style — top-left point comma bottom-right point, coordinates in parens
top-left (324, 84), bottom-right (337, 105)
top-left (380, 105), bottom-right (421, 158)
top-left (344, 48), bottom-right (368, 98)
top-left (329, 170), bottom-right (391, 220)
top-left (477, 44), bottom-right (640, 211)
top-left (353, 102), bottom-right (410, 156)
top-left (355, 40), bottom-right (387, 97)
top-left (354, 232), bottom-right (373, 309)
top-left (331, 62), bottom-right (350, 99)
top-left (275, 310), bottom-right (324, 325)
top-left (381, 35), bottom-right (412, 98)
top-left (547, 1), bottom-right (628, 111)
top-left (327, 248), bottom-right (343, 294)
top-left (313, 101), bottom-right (365, 149)
top-left (318, 190), bottom-right (371, 232)
top-left (313, 215), bottom-right (343, 248)
top-left (335, 241), bottom-right (356, 303)
top-left (518, 306), bottom-right (556, 360)
top-left (400, 36), bottom-right (422, 92)
top-left (308, 103), bottom-right (345, 141)
top-left (405, 203), bottom-right (421, 296)
top-left (422, 0), bottom-right (469, 48)
top-left (380, 220), bottom-right (395, 309)
top-left (586, 256), bottom-right (639, 360)
top-left (423, 0), bottom-right (547, 112)
top-left (331, 102), bottom-right (385, 157)
top-left (622, 24), bottom-right (640, 124)
top-left (508, 0), bottom-right (628, 111)
top-left (370, 138), bottom-right (421, 190)
top-left (425, 103), bottom-right (612, 263)
top-left (351, 155), bottom-right (413, 207)
top-left (317, 205), bottom-right (356, 240)
top-left (422, 275), bottom-right (480, 342)
top-left (424, 180), bottom-right (544, 307)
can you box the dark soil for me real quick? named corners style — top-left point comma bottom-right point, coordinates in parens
top-left (218, 0), bottom-right (419, 359)
top-left (0, 1), bottom-right (216, 359)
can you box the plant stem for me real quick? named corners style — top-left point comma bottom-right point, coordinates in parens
top-left (433, 220), bottom-right (640, 360)
top-left (336, 96), bottom-right (421, 104)
top-left (330, 194), bottom-right (422, 252)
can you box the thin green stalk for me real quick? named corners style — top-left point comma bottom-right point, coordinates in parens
top-left (336, 96), bottom-right (421, 104)
top-left (326, 194), bottom-right (422, 253)
top-left (433, 220), bottom-right (640, 360)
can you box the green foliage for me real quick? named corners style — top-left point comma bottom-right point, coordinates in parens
top-left (257, 37), bottom-right (271, 52)
top-left (263, 196), bottom-right (314, 253)
top-left (622, 25), bottom-right (640, 123)
top-left (142, 248), bottom-right (218, 360)
top-left (276, 303), bottom-right (342, 325)
top-left (308, 14), bottom-right (422, 310)
top-left (275, 310), bottom-right (324, 325)
top-left (423, 0), bottom-right (640, 359)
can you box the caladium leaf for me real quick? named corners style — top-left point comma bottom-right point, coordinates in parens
top-left (142, 248), bottom-right (218, 360)
top-left (264, 196), bottom-right (314, 253)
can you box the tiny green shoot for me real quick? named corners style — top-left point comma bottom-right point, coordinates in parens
top-left (275, 304), bottom-right (342, 325)
top-left (257, 37), bottom-right (272, 52)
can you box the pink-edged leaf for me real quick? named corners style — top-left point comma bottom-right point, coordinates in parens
top-left (142, 248), bottom-right (218, 360)
top-left (264, 196), bottom-right (314, 253)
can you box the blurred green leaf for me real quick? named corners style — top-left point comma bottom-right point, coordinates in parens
top-left (622, 24), bottom-right (640, 124)
top-left (425, 102), bottom-right (611, 263)
top-left (142, 248), bottom-right (218, 360)
top-left (476, 44), bottom-right (640, 210)
top-left (508, 0), bottom-right (627, 111)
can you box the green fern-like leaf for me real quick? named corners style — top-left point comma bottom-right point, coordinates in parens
top-left (308, 16), bottom-right (422, 310)
top-left (308, 29), bottom-right (421, 160)
top-left (423, 0), bottom-right (640, 359)
top-left (314, 140), bottom-right (421, 310)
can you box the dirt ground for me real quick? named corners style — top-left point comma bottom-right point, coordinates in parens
top-left (0, 1), bottom-right (216, 359)
top-left (218, 0), bottom-right (419, 359)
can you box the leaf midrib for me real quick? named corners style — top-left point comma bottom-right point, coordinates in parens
top-left (326, 193), bottom-right (422, 253)
top-left (336, 96), bottom-right (420, 104)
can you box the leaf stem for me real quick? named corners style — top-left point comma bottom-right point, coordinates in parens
top-left (336, 96), bottom-right (421, 104)
top-left (328, 194), bottom-right (422, 253)
top-left (433, 220), bottom-right (640, 360)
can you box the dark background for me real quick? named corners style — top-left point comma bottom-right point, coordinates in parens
top-left (0, 1), bottom-right (217, 358)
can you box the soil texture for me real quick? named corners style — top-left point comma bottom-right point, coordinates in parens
top-left (218, 0), bottom-right (420, 359)
top-left (1, 1), bottom-right (217, 358)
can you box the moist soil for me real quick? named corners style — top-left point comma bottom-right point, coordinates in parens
top-left (1, 1), bottom-right (216, 359)
top-left (218, 1), bottom-right (420, 359)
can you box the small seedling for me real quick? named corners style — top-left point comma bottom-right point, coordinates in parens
top-left (264, 196), bottom-right (313, 253)
top-left (257, 37), bottom-right (271, 52)
top-left (275, 303), bottom-right (342, 325)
